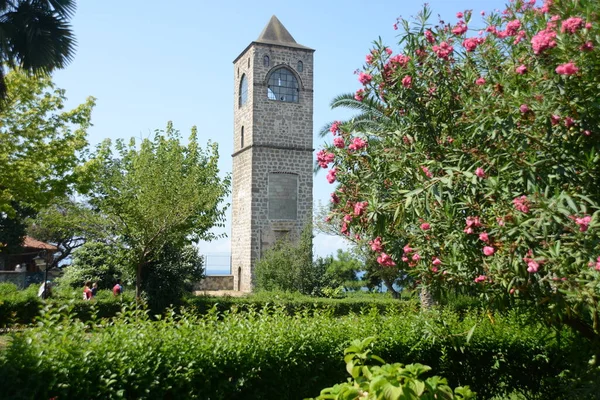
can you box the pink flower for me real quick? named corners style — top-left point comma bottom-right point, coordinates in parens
top-left (555, 62), bottom-right (579, 75)
top-left (353, 201), bottom-right (368, 216)
top-left (432, 42), bottom-right (454, 59)
top-left (496, 217), bottom-right (505, 226)
top-left (466, 216), bottom-right (482, 227)
top-left (365, 54), bottom-right (373, 64)
top-left (463, 37), bottom-right (480, 52)
top-left (480, 10), bottom-right (485, 16)
top-left (431, 266), bottom-right (439, 273)
top-left (341, 222), bottom-right (349, 235)
top-left (402, 75), bottom-right (412, 88)
top-left (316, 149), bottom-right (335, 168)
top-left (390, 54), bottom-right (411, 67)
top-left (456, 11), bottom-right (464, 18)
top-left (403, 244), bottom-right (413, 254)
top-left (586, 22), bottom-right (593, 29)
top-left (385, 47), bottom-right (393, 55)
top-left (424, 29), bottom-right (435, 44)
top-left (432, 257), bottom-right (442, 266)
top-left (412, 253), bottom-right (421, 262)
top-left (463, 227), bottom-right (474, 234)
top-left (564, 116), bottom-right (575, 128)
top-left (358, 72), bottom-right (372, 85)
top-left (479, 232), bottom-right (489, 243)
top-left (527, 260), bottom-right (540, 273)
top-left (531, 29), bottom-right (557, 54)
top-left (420, 222), bottom-right (431, 230)
top-left (333, 136), bottom-right (345, 148)
top-left (348, 137), bottom-right (367, 151)
top-left (354, 89), bottom-right (364, 101)
top-left (561, 17), bottom-right (584, 34)
top-left (475, 167), bottom-right (486, 178)
top-left (584, 130), bottom-right (592, 136)
top-left (343, 214), bottom-right (352, 223)
top-left (550, 114), bottom-right (561, 125)
top-left (330, 193), bottom-right (339, 204)
top-left (513, 196), bottom-right (530, 213)
top-left (575, 215), bottom-right (592, 232)
top-left (516, 64), bottom-right (527, 74)
top-left (326, 167), bottom-right (337, 184)
top-left (506, 19), bottom-right (521, 36)
top-left (421, 166), bottom-right (433, 178)
top-left (330, 121), bottom-right (341, 135)
top-left (370, 237), bottom-right (383, 252)
top-left (581, 41), bottom-right (594, 51)
top-left (377, 252), bottom-right (396, 267)
top-left (452, 22), bottom-right (468, 36)
top-left (475, 77), bottom-right (486, 85)
top-left (520, 104), bottom-right (530, 113)
top-left (483, 246), bottom-right (495, 256)
top-left (474, 275), bottom-right (487, 283)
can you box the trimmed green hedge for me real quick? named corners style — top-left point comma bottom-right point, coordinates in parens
top-left (0, 289), bottom-right (407, 326)
top-left (0, 304), bottom-right (597, 399)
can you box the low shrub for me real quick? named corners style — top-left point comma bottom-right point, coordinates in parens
top-left (0, 304), bottom-right (597, 399)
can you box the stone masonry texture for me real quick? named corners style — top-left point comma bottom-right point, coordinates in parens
top-left (231, 33), bottom-right (314, 292)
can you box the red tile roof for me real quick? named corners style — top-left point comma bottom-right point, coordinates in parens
top-left (23, 236), bottom-right (58, 251)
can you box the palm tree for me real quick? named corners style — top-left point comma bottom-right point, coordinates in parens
top-left (318, 92), bottom-right (389, 138)
top-left (0, 0), bottom-right (76, 101)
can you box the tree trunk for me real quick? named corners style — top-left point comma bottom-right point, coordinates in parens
top-left (136, 262), bottom-right (143, 300)
top-left (383, 278), bottom-right (399, 299)
top-left (419, 286), bottom-right (436, 309)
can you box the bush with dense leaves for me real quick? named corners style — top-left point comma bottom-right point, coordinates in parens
top-left (0, 304), bottom-right (598, 399)
top-left (318, 0), bottom-right (600, 341)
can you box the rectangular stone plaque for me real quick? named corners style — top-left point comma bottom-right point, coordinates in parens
top-left (268, 173), bottom-right (298, 220)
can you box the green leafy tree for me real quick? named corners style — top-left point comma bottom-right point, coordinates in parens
top-left (318, 1), bottom-right (600, 340)
top-left (27, 197), bottom-right (108, 269)
top-left (59, 240), bottom-right (132, 289)
top-left (0, 70), bottom-right (95, 219)
top-left (142, 244), bottom-right (204, 312)
top-left (0, 0), bottom-right (76, 101)
top-left (89, 122), bottom-right (230, 297)
top-left (255, 224), bottom-right (318, 294)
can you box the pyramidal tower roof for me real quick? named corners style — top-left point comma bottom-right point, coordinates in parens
top-left (254, 15), bottom-right (313, 50)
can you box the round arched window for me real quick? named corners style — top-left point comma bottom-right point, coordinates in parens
top-left (267, 68), bottom-right (299, 103)
top-left (239, 74), bottom-right (248, 107)
top-left (264, 55), bottom-right (270, 67)
top-left (297, 60), bottom-right (303, 72)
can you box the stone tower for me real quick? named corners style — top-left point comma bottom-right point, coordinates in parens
top-left (231, 16), bottom-right (314, 292)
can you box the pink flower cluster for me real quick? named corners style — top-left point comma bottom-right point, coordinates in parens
top-left (516, 64), bottom-right (527, 74)
top-left (475, 167), bottom-right (486, 178)
top-left (452, 21), bottom-right (468, 36)
top-left (420, 222), bottom-right (431, 230)
top-left (513, 196), bottom-right (530, 213)
top-left (348, 137), bottom-right (367, 151)
top-left (354, 201), bottom-right (368, 216)
top-left (463, 37), bottom-right (484, 52)
top-left (555, 62), bottom-right (579, 75)
top-left (432, 42), bottom-right (454, 59)
top-left (402, 75), bottom-right (412, 88)
top-left (464, 216), bottom-right (482, 234)
top-left (326, 167), bottom-right (337, 184)
top-left (355, 89), bottom-right (365, 101)
top-left (561, 17), bottom-right (584, 34)
top-left (588, 256), bottom-right (600, 271)
top-left (390, 54), bottom-right (411, 68)
top-left (421, 165), bottom-right (433, 178)
top-left (330, 192), bottom-right (339, 204)
top-left (474, 275), bottom-right (488, 283)
top-left (424, 29), bottom-right (435, 44)
top-left (573, 215), bottom-right (591, 232)
top-left (377, 252), bottom-right (396, 267)
top-left (333, 136), bottom-right (345, 148)
top-left (475, 77), bottom-right (486, 86)
top-left (401, 244), bottom-right (420, 267)
top-left (531, 29), bottom-right (557, 54)
top-left (330, 121), bottom-right (341, 135)
top-left (370, 236), bottom-right (383, 252)
top-left (358, 72), bottom-right (372, 85)
top-left (316, 149), bottom-right (335, 168)
top-left (483, 246), bottom-right (495, 256)
top-left (523, 250), bottom-right (542, 273)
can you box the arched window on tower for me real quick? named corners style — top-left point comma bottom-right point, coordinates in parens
top-left (267, 67), bottom-right (299, 103)
top-left (264, 55), bottom-right (270, 67)
top-left (239, 74), bottom-right (248, 108)
top-left (297, 60), bottom-right (303, 72)
top-left (241, 126), bottom-right (244, 148)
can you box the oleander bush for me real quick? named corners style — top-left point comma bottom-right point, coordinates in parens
top-left (0, 304), bottom-right (597, 399)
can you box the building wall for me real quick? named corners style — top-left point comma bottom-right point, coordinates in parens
top-left (232, 41), bottom-right (314, 292)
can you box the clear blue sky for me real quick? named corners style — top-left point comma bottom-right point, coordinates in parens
top-left (52, 0), bottom-right (508, 263)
